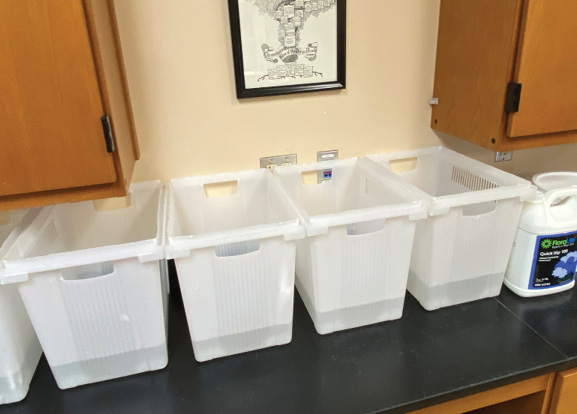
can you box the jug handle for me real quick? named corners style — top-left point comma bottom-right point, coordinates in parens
top-left (543, 187), bottom-right (577, 223)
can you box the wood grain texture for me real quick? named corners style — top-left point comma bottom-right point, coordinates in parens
top-left (0, 0), bottom-right (116, 196)
top-left (407, 374), bottom-right (552, 414)
top-left (84, 0), bottom-right (138, 190)
top-left (432, 0), bottom-right (577, 151)
top-left (0, 180), bottom-right (126, 212)
top-left (431, 0), bottom-right (522, 149)
top-left (549, 367), bottom-right (577, 414)
top-left (0, 0), bottom-right (139, 211)
top-left (541, 371), bottom-right (558, 414)
top-left (108, 0), bottom-right (140, 161)
top-left (493, 129), bottom-right (577, 151)
top-left (469, 373), bottom-right (555, 414)
top-left (89, 0), bottom-right (139, 161)
top-left (466, 391), bottom-right (545, 414)
top-left (507, 0), bottom-right (577, 137)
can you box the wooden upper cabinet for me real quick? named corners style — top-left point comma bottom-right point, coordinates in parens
top-left (432, 0), bottom-right (577, 151)
top-left (0, 0), bottom-right (116, 197)
top-left (0, 0), bottom-right (139, 211)
top-left (508, 0), bottom-right (577, 138)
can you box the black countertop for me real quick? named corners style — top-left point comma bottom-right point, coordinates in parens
top-left (497, 287), bottom-right (577, 360)
top-left (4, 279), bottom-right (577, 414)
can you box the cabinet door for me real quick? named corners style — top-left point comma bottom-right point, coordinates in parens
top-left (0, 0), bottom-right (116, 197)
top-left (549, 367), bottom-right (577, 414)
top-left (507, 0), bottom-right (577, 138)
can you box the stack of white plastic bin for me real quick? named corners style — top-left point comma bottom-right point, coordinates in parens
top-left (0, 182), bottom-right (169, 389)
top-left (166, 169), bottom-right (304, 362)
top-left (366, 147), bottom-right (535, 310)
top-left (0, 209), bottom-right (42, 405)
top-left (273, 158), bottom-right (427, 334)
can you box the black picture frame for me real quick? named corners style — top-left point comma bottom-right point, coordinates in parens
top-left (228, 0), bottom-right (346, 99)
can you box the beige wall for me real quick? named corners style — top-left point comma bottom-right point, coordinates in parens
top-left (113, 0), bottom-right (576, 183)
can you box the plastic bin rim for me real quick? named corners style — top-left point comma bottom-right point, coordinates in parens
top-left (366, 147), bottom-right (529, 188)
top-left (273, 156), bottom-right (426, 202)
top-left (166, 218), bottom-right (304, 256)
top-left (419, 185), bottom-right (535, 214)
top-left (366, 146), bottom-right (458, 162)
top-left (169, 168), bottom-right (272, 187)
top-left (272, 157), bottom-right (358, 174)
top-left (364, 149), bottom-right (535, 214)
top-left (302, 200), bottom-right (427, 223)
top-left (165, 168), bottom-right (305, 256)
top-left (0, 240), bottom-right (164, 283)
top-left (0, 182), bottom-right (167, 283)
top-left (272, 158), bottom-right (427, 222)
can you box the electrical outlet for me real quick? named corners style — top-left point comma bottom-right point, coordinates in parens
top-left (495, 151), bottom-right (513, 162)
top-left (260, 154), bottom-right (297, 169)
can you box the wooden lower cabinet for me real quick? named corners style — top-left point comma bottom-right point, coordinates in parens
top-left (549, 367), bottom-right (577, 414)
top-left (407, 368), bottom-right (577, 414)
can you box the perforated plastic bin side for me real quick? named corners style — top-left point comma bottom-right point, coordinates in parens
top-left (1, 182), bottom-right (169, 389)
top-left (0, 284), bottom-right (42, 405)
top-left (15, 259), bottom-right (168, 390)
top-left (166, 169), bottom-right (305, 362)
top-left (366, 147), bottom-right (535, 310)
top-left (0, 209), bottom-right (42, 405)
top-left (273, 158), bottom-right (428, 334)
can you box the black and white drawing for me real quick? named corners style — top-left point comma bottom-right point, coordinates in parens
top-left (229, 0), bottom-right (346, 98)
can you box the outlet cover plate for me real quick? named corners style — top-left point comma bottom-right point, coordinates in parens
top-left (495, 151), bottom-right (513, 162)
top-left (260, 154), bottom-right (297, 170)
top-left (317, 149), bottom-right (339, 162)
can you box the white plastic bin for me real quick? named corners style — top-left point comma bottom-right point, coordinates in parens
top-left (0, 182), bottom-right (169, 390)
top-left (273, 158), bottom-right (427, 335)
top-left (166, 169), bottom-right (304, 362)
top-left (366, 147), bottom-right (535, 310)
top-left (0, 209), bottom-right (42, 404)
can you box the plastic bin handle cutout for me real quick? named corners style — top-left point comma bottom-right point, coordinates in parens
top-left (203, 181), bottom-right (238, 198)
top-left (389, 157), bottom-right (418, 173)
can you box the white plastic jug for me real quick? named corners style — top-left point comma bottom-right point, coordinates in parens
top-left (505, 173), bottom-right (577, 297)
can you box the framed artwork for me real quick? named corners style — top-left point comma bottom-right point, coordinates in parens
top-left (228, 0), bottom-right (346, 99)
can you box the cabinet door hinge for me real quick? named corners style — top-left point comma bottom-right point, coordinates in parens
top-left (100, 114), bottom-right (116, 153)
top-left (505, 82), bottom-right (522, 113)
